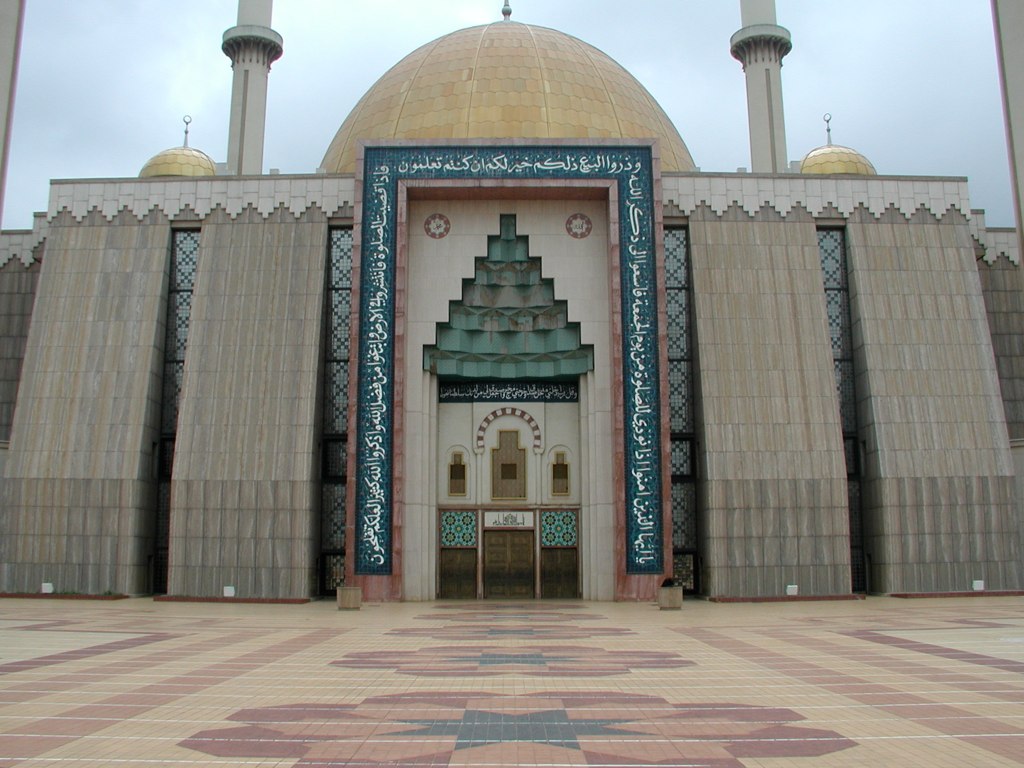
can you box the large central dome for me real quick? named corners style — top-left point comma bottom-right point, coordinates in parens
top-left (321, 21), bottom-right (695, 174)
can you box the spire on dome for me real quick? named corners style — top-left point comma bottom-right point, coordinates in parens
top-left (800, 114), bottom-right (876, 176)
top-left (502, 1), bottom-right (511, 21)
top-left (182, 115), bottom-right (192, 148)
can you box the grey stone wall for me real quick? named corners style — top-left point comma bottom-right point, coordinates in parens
top-left (847, 208), bottom-right (1020, 593)
top-left (167, 206), bottom-right (328, 599)
top-left (977, 254), bottom-right (1024, 440)
top-left (0, 254), bottom-right (41, 441)
top-left (0, 210), bottom-right (169, 595)
top-left (689, 205), bottom-right (852, 598)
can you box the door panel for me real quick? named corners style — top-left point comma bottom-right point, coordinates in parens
top-left (439, 548), bottom-right (477, 599)
top-left (540, 548), bottom-right (578, 598)
top-left (484, 530), bottom-right (534, 598)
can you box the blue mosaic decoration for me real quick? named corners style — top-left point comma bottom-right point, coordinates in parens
top-left (541, 509), bottom-right (578, 547)
top-left (440, 510), bottom-right (478, 548)
top-left (354, 144), bottom-right (663, 575)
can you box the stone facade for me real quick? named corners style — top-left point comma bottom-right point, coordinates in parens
top-left (1, 209), bottom-right (169, 595)
top-left (689, 203), bottom-right (851, 598)
top-left (847, 207), bottom-right (1018, 593)
top-left (167, 206), bottom-right (328, 599)
top-left (0, 169), bottom-right (1020, 600)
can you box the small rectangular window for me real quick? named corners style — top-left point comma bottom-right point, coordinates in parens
top-left (552, 452), bottom-right (569, 495)
top-left (449, 452), bottom-right (467, 496)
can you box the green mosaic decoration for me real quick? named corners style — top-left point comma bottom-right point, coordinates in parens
top-left (541, 509), bottom-right (578, 547)
top-left (441, 510), bottom-right (477, 548)
top-left (424, 214), bottom-right (593, 380)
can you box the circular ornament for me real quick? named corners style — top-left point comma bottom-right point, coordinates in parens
top-left (565, 213), bottom-right (592, 239)
top-left (424, 213), bottom-right (451, 239)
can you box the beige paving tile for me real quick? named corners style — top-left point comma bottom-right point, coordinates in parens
top-left (0, 596), bottom-right (1021, 766)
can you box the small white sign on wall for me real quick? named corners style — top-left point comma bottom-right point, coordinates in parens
top-left (484, 511), bottom-right (534, 528)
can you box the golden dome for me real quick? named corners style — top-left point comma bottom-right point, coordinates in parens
top-left (800, 144), bottom-right (877, 175)
top-left (321, 21), bottom-right (695, 174)
top-left (139, 146), bottom-right (217, 178)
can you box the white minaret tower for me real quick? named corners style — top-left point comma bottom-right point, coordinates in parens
top-left (0, 0), bottom-right (25, 227)
top-left (992, 0), bottom-right (1024, 254)
top-left (730, 0), bottom-right (791, 173)
top-left (222, 0), bottom-right (283, 175)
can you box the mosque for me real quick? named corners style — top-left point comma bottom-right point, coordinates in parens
top-left (0, 0), bottom-right (1020, 602)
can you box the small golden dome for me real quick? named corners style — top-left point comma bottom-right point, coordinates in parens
top-left (322, 22), bottom-right (695, 174)
top-left (139, 146), bottom-right (217, 178)
top-left (800, 144), bottom-right (877, 175)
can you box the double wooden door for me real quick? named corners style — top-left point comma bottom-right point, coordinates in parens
top-left (483, 530), bottom-right (535, 598)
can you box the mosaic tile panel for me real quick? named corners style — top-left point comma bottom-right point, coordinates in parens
top-left (663, 228), bottom-right (689, 288)
top-left (324, 440), bottom-right (347, 478)
top-left (671, 481), bottom-right (696, 549)
top-left (160, 361), bottom-right (184, 433)
top-left (327, 292), bottom-right (351, 359)
top-left (818, 230), bottom-right (846, 289)
top-left (321, 553), bottom-right (345, 592)
top-left (356, 144), bottom-right (663, 575)
top-left (321, 483), bottom-right (346, 550)
top-left (835, 359), bottom-right (857, 434)
top-left (323, 361), bottom-right (348, 434)
top-left (817, 228), bottom-right (864, 593)
top-left (665, 288), bottom-right (689, 358)
top-left (321, 228), bottom-right (354, 591)
top-left (441, 510), bottom-right (477, 548)
top-left (825, 290), bottom-right (852, 358)
top-left (329, 228), bottom-right (354, 288)
top-left (665, 227), bottom-right (698, 590)
top-left (668, 362), bottom-right (693, 433)
top-left (155, 230), bottom-right (200, 595)
top-left (673, 551), bottom-right (696, 591)
top-left (541, 509), bottom-right (578, 547)
top-left (170, 231), bottom-right (199, 290)
top-left (670, 440), bottom-right (692, 477)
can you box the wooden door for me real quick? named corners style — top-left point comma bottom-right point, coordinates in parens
top-left (540, 548), bottom-right (579, 598)
top-left (439, 548), bottom-right (478, 599)
top-left (483, 530), bottom-right (535, 598)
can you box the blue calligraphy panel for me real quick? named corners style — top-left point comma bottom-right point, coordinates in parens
top-left (354, 144), bottom-right (664, 575)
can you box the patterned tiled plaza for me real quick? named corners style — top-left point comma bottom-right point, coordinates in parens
top-left (0, 595), bottom-right (1022, 766)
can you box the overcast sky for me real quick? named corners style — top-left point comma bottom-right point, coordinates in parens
top-left (1, 0), bottom-right (1013, 229)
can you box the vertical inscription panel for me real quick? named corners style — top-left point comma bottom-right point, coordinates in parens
top-left (354, 144), bottom-right (663, 575)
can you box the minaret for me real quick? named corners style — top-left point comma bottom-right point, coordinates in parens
top-left (992, 0), bottom-right (1024, 254)
top-left (730, 0), bottom-right (791, 173)
top-left (222, 0), bottom-right (283, 175)
top-left (0, 0), bottom-right (25, 228)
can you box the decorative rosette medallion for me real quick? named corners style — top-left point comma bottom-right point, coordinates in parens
top-left (424, 213), bottom-right (451, 239)
top-left (565, 213), bottom-right (592, 239)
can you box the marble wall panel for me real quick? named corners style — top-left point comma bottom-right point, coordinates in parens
top-left (847, 209), bottom-right (1021, 592)
top-left (166, 207), bottom-right (328, 599)
top-left (689, 206), bottom-right (851, 598)
top-left (0, 211), bottom-right (168, 595)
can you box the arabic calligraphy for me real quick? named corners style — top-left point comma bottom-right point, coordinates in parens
top-left (439, 382), bottom-right (578, 403)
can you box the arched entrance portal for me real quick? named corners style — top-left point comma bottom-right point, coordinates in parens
top-left (436, 400), bottom-right (582, 599)
top-left (426, 215), bottom-right (592, 599)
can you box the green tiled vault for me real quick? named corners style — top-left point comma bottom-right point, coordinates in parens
top-left (424, 215), bottom-right (594, 380)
